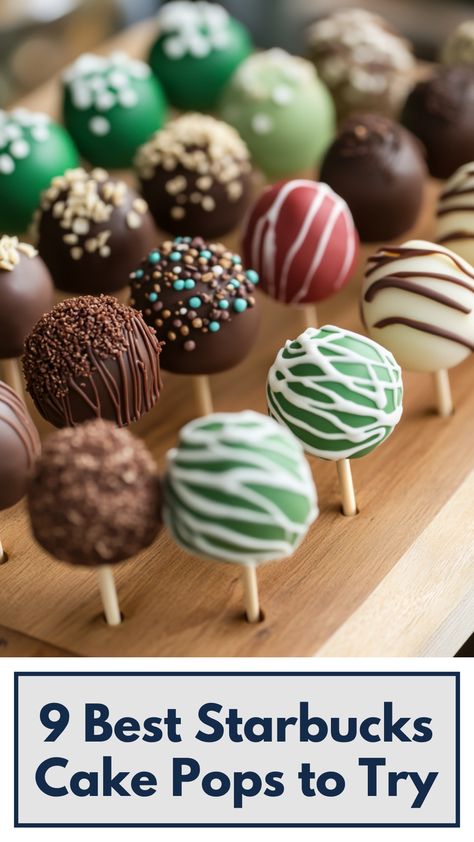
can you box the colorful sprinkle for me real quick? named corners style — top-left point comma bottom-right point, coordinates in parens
top-left (189, 296), bottom-right (202, 308)
top-left (199, 249), bottom-right (212, 259)
top-left (209, 321), bottom-right (220, 332)
top-left (233, 298), bottom-right (248, 312)
top-left (169, 251), bottom-right (181, 261)
top-left (245, 269), bottom-right (259, 284)
top-left (218, 299), bottom-right (229, 309)
top-left (148, 292), bottom-right (158, 302)
top-left (134, 268), bottom-right (144, 279)
top-left (173, 279), bottom-right (185, 291)
top-left (184, 279), bottom-right (195, 289)
top-left (149, 250), bottom-right (160, 263)
top-left (232, 254), bottom-right (242, 264)
top-left (230, 279), bottom-right (240, 288)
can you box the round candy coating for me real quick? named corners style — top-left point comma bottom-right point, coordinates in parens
top-left (149, 1), bottom-right (251, 111)
top-left (130, 236), bottom-right (260, 375)
top-left (401, 65), bottom-right (474, 179)
top-left (0, 108), bottom-right (78, 234)
top-left (62, 52), bottom-right (167, 169)
top-left (219, 49), bottom-right (335, 178)
top-left (320, 114), bottom-right (426, 242)
top-left (0, 381), bottom-right (40, 510)
top-left (22, 295), bottom-right (163, 428)
top-left (267, 325), bottom-right (403, 461)
top-left (435, 162), bottom-right (474, 265)
top-left (28, 419), bottom-right (161, 566)
top-left (134, 113), bottom-right (252, 239)
top-left (361, 240), bottom-right (474, 372)
top-left (306, 8), bottom-right (415, 121)
top-left (32, 167), bottom-right (156, 295)
top-left (163, 410), bottom-right (318, 565)
top-left (0, 236), bottom-right (53, 359)
top-left (242, 179), bottom-right (358, 305)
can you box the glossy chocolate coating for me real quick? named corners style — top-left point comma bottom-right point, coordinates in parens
top-left (320, 114), bottom-right (426, 242)
top-left (0, 381), bottom-right (40, 510)
top-left (401, 65), bottom-right (474, 179)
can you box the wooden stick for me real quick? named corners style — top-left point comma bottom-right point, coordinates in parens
top-left (300, 303), bottom-right (319, 331)
top-left (193, 374), bottom-right (213, 417)
top-left (433, 369), bottom-right (453, 418)
top-left (336, 458), bottom-right (357, 516)
top-left (97, 565), bottom-right (122, 626)
top-left (0, 539), bottom-right (5, 564)
top-left (1, 358), bottom-right (25, 399)
top-left (241, 564), bottom-right (260, 623)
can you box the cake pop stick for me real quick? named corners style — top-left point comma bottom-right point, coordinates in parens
top-left (193, 375), bottom-right (213, 417)
top-left (267, 326), bottom-right (403, 516)
top-left (242, 180), bottom-right (358, 332)
top-left (27, 420), bottom-right (162, 626)
top-left (1, 358), bottom-right (25, 400)
top-left (361, 241), bottom-right (474, 416)
top-left (163, 411), bottom-right (318, 622)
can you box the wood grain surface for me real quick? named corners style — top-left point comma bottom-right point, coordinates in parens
top-left (0, 22), bottom-right (472, 658)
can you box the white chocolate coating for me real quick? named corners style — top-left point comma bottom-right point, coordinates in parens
top-left (435, 162), bottom-right (474, 265)
top-left (361, 239), bottom-right (474, 372)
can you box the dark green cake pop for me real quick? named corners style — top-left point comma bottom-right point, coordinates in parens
top-left (148, 1), bottom-right (251, 111)
top-left (0, 108), bottom-right (78, 234)
top-left (62, 52), bottom-right (167, 169)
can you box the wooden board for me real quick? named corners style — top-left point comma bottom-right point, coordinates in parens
top-left (0, 22), bottom-right (473, 658)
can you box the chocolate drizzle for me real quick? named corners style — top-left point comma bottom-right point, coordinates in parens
top-left (366, 244), bottom-right (474, 280)
top-left (373, 317), bottom-right (474, 351)
top-left (364, 275), bottom-right (472, 311)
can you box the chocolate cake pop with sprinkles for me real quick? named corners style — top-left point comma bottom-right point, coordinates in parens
top-left (134, 113), bottom-right (252, 239)
top-left (22, 295), bottom-right (163, 428)
top-left (31, 167), bottom-right (156, 295)
top-left (130, 237), bottom-right (260, 374)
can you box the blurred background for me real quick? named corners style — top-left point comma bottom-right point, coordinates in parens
top-left (1, 0), bottom-right (473, 106)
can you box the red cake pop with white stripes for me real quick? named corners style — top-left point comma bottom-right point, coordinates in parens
top-left (242, 180), bottom-right (358, 318)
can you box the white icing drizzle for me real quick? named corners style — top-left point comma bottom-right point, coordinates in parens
top-left (164, 410), bottom-right (318, 566)
top-left (63, 52), bottom-right (150, 126)
top-left (267, 325), bottom-right (403, 460)
top-left (0, 109), bottom-right (51, 175)
top-left (157, 1), bottom-right (232, 60)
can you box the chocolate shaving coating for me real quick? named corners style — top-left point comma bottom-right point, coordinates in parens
top-left (28, 419), bottom-right (161, 565)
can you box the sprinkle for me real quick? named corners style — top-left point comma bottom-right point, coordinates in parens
top-left (71, 246), bottom-right (83, 260)
top-left (184, 279), bottom-right (195, 289)
top-left (171, 207), bottom-right (185, 219)
top-left (199, 249), bottom-right (212, 259)
top-left (89, 116), bottom-right (110, 136)
top-left (218, 299), bottom-right (229, 309)
top-left (212, 265), bottom-right (224, 276)
top-left (251, 113), bottom-right (274, 135)
top-left (184, 340), bottom-right (196, 351)
top-left (173, 279), bottom-right (185, 291)
top-left (230, 279), bottom-right (240, 288)
top-left (149, 250), bottom-right (161, 263)
top-left (135, 269), bottom-right (144, 278)
top-left (10, 138), bottom-right (30, 159)
top-left (245, 269), bottom-right (259, 284)
top-left (148, 292), bottom-right (158, 302)
top-left (0, 154), bottom-right (14, 174)
top-left (169, 251), bottom-right (181, 261)
top-left (233, 298), bottom-right (248, 312)
top-left (208, 321), bottom-right (220, 332)
top-left (189, 296), bottom-right (202, 308)
top-left (126, 210), bottom-right (142, 229)
top-left (232, 254), bottom-right (242, 264)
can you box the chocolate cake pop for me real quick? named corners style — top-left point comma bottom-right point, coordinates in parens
top-left (129, 237), bottom-right (259, 375)
top-left (0, 108), bottom-right (78, 234)
top-left (306, 8), bottom-right (415, 121)
top-left (134, 113), bottom-right (252, 239)
top-left (28, 419), bottom-right (161, 625)
top-left (23, 295), bottom-right (163, 428)
top-left (148, 0), bottom-right (251, 111)
top-left (62, 52), bottom-right (167, 169)
top-left (219, 49), bottom-right (335, 178)
top-left (320, 114), bottom-right (426, 242)
top-left (242, 180), bottom-right (358, 308)
top-left (0, 380), bottom-right (40, 512)
top-left (401, 65), bottom-right (474, 179)
top-left (31, 167), bottom-right (156, 295)
top-left (0, 236), bottom-right (53, 359)
top-left (435, 163), bottom-right (474, 265)
top-left (441, 20), bottom-right (474, 66)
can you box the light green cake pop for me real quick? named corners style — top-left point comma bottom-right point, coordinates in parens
top-left (218, 49), bottom-right (335, 179)
top-left (164, 410), bottom-right (318, 566)
top-left (267, 325), bottom-right (403, 461)
top-left (62, 52), bottom-right (167, 169)
top-left (0, 109), bottom-right (78, 234)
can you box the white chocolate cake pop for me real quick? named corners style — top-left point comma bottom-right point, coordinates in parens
top-left (362, 240), bottom-right (474, 372)
top-left (436, 163), bottom-right (474, 266)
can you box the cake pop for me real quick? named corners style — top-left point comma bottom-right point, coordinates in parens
top-left (306, 8), bottom-right (415, 121)
top-left (130, 237), bottom-right (259, 415)
top-left (23, 295), bottom-right (163, 428)
top-left (435, 162), bottom-right (474, 265)
top-left (320, 114), bottom-right (426, 242)
top-left (242, 179), bottom-right (358, 328)
top-left (0, 381), bottom-right (40, 560)
top-left (164, 410), bottom-right (318, 621)
top-left (0, 108), bottom-right (78, 234)
top-left (28, 419), bottom-right (161, 625)
top-left (148, 1), bottom-right (251, 111)
top-left (267, 326), bottom-right (403, 515)
top-left (134, 113), bottom-right (252, 239)
top-left (401, 65), bottom-right (474, 179)
top-left (31, 167), bottom-right (156, 295)
top-left (361, 240), bottom-right (474, 416)
top-left (441, 20), bottom-right (474, 66)
top-left (219, 49), bottom-right (335, 179)
top-left (62, 52), bottom-right (167, 169)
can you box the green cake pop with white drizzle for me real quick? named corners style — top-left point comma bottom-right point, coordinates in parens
top-left (267, 325), bottom-right (403, 515)
top-left (164, 410), bottom-right (318, 622)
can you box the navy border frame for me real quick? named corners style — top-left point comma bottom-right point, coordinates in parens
top-left (13, 671), bottom-right (461, 828)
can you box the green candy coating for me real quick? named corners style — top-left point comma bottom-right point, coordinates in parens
top-left (62, 53), bottom-right (167, 169)
top-left (148, 2), bottom-right (251, 111)
top-left (0, 109), bottom-right (78, 234)
top-left (219, 49), bottom-right (335, 178)
top-left (267, 325), bottom-right (403, 461)
top-left (164, 410), bottom-right (318, 565)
